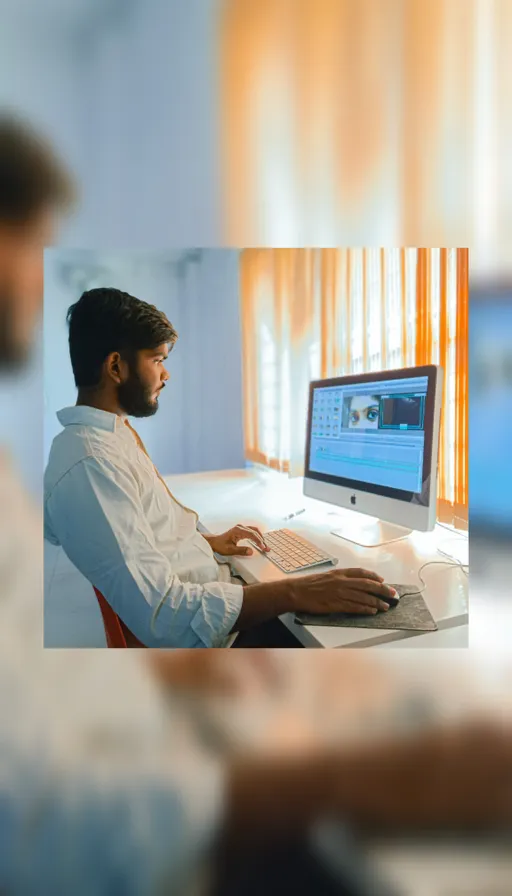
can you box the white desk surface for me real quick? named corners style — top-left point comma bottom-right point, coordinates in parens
top-left (165, 468), bottom-right (468, 649)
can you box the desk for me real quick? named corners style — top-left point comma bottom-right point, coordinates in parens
top-left (165, 468), bottom-right (468, 649)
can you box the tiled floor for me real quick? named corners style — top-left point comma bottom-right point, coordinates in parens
top-left (44, 540), bottom-right (106, 647)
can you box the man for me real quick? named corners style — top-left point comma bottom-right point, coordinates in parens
top-left (3, 114), bottom-right (512, 895)
top-left (44, 286), bottom-right (398, 648)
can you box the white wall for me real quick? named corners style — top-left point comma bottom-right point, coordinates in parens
top-left (79, 0), bottom-right (222, 248)
top-left (178, 249), bottom-right (245, 473)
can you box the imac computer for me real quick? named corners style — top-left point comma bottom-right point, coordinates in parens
top-left (303, 365), bottom-right (443, 546)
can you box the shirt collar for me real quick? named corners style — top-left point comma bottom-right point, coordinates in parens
top-left (56, 406), bottom-right (126, 432)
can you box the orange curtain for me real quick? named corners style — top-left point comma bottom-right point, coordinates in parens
top-left (221, 1), bottom-right (475, 249)
top-left (240, 249), bottom-right (318, 474)
top-left (415, 248), bottom-right (468, 526)
top-left (240, 249), bottom-right (263, 465)
top-left (240, 247), bottom-right (468, 527)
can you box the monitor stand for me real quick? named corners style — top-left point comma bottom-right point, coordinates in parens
top-left (330, 512), bottom-right (412, 548)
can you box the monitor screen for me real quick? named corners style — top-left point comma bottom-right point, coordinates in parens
top-left (308, 374), bottom-right (429, 494)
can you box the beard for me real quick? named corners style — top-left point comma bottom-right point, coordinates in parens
top-left (0, 297), bottom-right (32, 372)
top-left (117, 369), bottom-right (162, 418)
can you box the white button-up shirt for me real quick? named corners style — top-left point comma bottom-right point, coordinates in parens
top-left (44, 406), bottom-right (244, 648)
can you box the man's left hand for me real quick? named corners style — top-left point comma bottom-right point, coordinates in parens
top-left (207, 525), bottom-right (270, 556)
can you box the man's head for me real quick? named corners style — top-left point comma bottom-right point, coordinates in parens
top-left (67, 287), bottom-right (178, 418)
top-left (0, 114), bottom-right (74, 370)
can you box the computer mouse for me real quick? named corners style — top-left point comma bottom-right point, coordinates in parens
top-left (382, 587), bottom-right (401, 609)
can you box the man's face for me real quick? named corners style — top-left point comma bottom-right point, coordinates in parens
top-left (348, 394), bottom-right (380, 429)
top-left (117, 344), bottom-right (170, 418)
top-left (0, 209), bottom-right (54, 370)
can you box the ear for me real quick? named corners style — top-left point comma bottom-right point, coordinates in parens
top-left (106, 351), bottom-right (128, 385)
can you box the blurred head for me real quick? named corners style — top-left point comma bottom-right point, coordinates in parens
top-left (0, 114), bottom-right (74, 370)
top-left (348, 394), bottom-right (380, 428)
top-left (67, 287), bottom-right (178, 418)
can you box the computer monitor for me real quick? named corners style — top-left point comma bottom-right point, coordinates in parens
top-left (303, 365), bottom-right (443, 545)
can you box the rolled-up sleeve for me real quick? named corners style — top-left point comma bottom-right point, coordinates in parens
top-left (45, 456), bottom-right (243, 647)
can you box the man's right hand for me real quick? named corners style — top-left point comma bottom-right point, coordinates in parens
top-left (237, 567), bottom-right (396, 632)
top-left (291, 567), bottom-right (396, 616)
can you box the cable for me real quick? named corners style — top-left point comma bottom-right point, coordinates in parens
top-left (402, 557), bottom-right (469, 597)
top-left (435, 528), bottom-right (469, 568)
top-left (437, 544), bottom-right (469, 569)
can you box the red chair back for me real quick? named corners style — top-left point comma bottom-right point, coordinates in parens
top-left (93, 587), bottom-right (146, 648)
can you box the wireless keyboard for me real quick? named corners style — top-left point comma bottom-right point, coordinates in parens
top-left (256, 528), bottom-right (338, 573)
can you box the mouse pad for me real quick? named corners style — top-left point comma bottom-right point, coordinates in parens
top-left (295, 585), bottom-right (438, 632)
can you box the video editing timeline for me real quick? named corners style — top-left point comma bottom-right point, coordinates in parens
top-left (310, 375), bottom-right (428, 493)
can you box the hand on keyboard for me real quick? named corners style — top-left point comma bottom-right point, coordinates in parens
top-left (207, 524), bottom-right (271, 557)
top-left (254, 528), bottom-right (337, 573)
top-left (291, 567), bottom-right (397, 616)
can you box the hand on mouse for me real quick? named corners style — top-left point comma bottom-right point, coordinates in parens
top-left (291, 567), bottom-right (397, 616)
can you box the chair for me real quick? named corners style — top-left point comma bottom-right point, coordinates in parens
top-left (92, 587), bottom-right (146, 648)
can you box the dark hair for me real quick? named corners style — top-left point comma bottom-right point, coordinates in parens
top-left (0, 113), bottom-right (74, 223)
top-left (67, 287), bottom-right (178, 388)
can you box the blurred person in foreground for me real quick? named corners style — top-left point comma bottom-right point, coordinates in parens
top-left (44, 286), bottom-right (398, 648)
top-left (1, 116), bottom-right (512, 895)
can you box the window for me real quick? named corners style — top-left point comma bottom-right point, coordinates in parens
top-left (240, 248), bottom-right (468, 524)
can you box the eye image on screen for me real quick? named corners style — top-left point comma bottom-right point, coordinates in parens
top-left (343, 394), bottom-right (380, 429)
top-left (380, 394), bottom-right (424, 429)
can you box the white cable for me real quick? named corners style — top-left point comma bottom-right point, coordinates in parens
top-left (403, 557), bottom-right (469, 597)
top-left (437, 545), bottom-right (469, 572)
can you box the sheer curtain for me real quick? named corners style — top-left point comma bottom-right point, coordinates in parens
top-left (221, 1), bottom-right (508, 271)
top-left (240, 248), bottom-right (468, 527)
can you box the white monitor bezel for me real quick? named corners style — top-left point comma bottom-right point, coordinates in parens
top-left (303, 365), bottom-right (443, 532)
